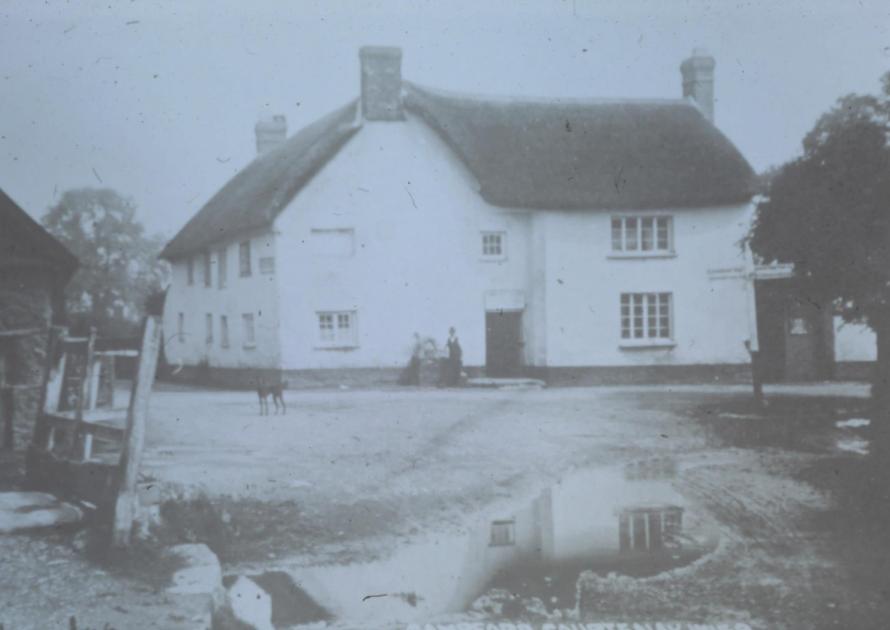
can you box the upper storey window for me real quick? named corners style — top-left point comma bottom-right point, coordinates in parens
top-left (611, 216), bottom-right (673, 255)
top-left (239, 240), bottom-right (252, 277)
top-left (481, 231), bottom-right (506, 260)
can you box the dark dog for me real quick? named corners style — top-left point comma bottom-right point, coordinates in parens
top-left (256, 380), bottom-right (287, 415)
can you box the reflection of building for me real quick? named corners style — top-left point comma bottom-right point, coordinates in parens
top-left (290, 465), bottom-right (715, 624)
top-left (618, 505), bottom-right (683, 552)
top-left (466, 466), bottom-right (714, 612)
top-left (161, 46), bottom-right (758, 387)
top-left (476, 470), bottom-right (693, 563)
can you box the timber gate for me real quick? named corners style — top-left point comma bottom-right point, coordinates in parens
top-left (25, 316), bottom-right (161, 546)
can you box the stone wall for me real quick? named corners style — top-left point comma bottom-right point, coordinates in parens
top-left (0, 270), bottom-right (54, 449)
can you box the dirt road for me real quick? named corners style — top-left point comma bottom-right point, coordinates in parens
top-left (3, 383), bottom-right (886, 629)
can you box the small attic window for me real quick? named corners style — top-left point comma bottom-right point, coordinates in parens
top-left (481, 231), bottom-right (506, 260)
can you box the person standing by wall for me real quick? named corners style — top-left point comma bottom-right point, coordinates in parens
top-left (446, 327), bottom-right (463, 387)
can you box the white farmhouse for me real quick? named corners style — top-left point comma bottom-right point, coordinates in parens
top-left (160, 47), bottom-right (757, 387)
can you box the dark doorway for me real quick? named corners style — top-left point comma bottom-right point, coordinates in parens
top-left (755, 279), bottom-right (834, 382)
top-left (485, 310), bottom-right (524, 377)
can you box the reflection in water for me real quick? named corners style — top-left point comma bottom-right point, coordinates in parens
top-left (284, 460), bottom-right (718, 626)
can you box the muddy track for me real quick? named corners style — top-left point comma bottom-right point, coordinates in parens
top-left (680, 458), bottom-right (823, 554)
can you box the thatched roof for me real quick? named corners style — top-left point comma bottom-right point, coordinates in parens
top-left (161, 100), bottom-right (360, 260)
top-left (404, 82), bottom-right (754, 210)
top-left (162, 83), bottom-right (754, 259)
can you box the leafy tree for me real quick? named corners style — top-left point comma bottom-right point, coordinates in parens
top-left (749, 73), bottom-right (890, 407)
top-left (42, 188), bottom-right (168, 337)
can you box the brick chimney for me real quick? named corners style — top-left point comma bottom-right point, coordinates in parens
top-left (360, 46), bottom-right (404, 121)
top-left (255, 115), bottom-right (287, 155)
top-left (680, 48), bottom-right (716, 123)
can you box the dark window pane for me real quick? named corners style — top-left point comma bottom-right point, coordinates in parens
top-left (632, 513), bottom-right (647, 550)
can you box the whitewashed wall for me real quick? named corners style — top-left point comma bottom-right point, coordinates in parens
top-left (834, 316), bottom-right (877, 362)
top-left (274, 114), bottom-right (531, 370)
top-left (162, 229), bottom-right (281, 369)
top-left (541, 203), bottom-right (754, 367)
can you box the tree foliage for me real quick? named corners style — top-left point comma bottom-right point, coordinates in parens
top-left (750, 74), bottom-right (890, 323)
top-left (750, 73), bottom-right (890, 402)
top-left (42, 188), bottom-right (168, 337)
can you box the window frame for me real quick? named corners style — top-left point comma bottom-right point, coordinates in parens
top-left (480, 230), bottom-right (507, 261)
top-left (619, 292), bottom-right (675, 348)
top-left (242, 313), bottom-right (256, 348)
top-left (205, 313), bottom-right (213, 344)
top-left (315, 310), bottom-right (358, 349)
top-left (239, 240), bottom-right (252, 277)
top-left (609, 215), bottom-right (674, 258)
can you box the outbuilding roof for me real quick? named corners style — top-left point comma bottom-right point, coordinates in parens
top-left (162, 83), bottom-right (754, 259)
top-left (0, 188), bottom-right (79, 277)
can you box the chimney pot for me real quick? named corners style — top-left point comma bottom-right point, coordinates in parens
top-left (255, 114), bottom-right (287, 155)
top-left (360, 46), bottom-right (404, 121)
top-left (680, 49), bottom-right (716, 123)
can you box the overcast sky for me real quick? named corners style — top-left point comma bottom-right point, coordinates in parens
top-left (1, 0), bottom-right (888, 239)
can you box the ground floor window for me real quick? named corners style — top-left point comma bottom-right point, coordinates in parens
top-left (619, 506), bottom-right (683, 552)
top-left (205, 313), bottom-right (213, 344)
top-left (177, 312), bottom-right (185, 343)
top-left (317, 311), bottom-right (357, 348)
top-left (242, 313), bottom-right (256, 348)
top-left (620, 292), bottom-right (672, 340)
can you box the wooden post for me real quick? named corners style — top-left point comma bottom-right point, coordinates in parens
top-left (42, 327), bottom-right (67, 416)
top-left (1, 386), bottom-right (12, 450)
top-left (0, 348), bottom-right (9, 450)
top-left (73, 328), bottom-right (96, 460)
top-left (30, 326), bottom-right (64, 453)
top-left (112, 316), bottom-right (161, 547)
top-left (75, 328), bottom-right (96, 422)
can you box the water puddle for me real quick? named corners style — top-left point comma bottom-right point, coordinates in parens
top-left (836, 437), bottom-right (870, 456)
top-left (272, 459), bottom-right (718, 627)
top-left (836, 418), bottom-right (870, 429)
top-left (834, 417), bottom-right (871, 455)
